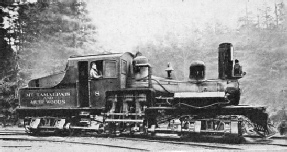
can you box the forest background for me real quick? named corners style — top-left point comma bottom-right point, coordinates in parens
top-left (1, 0), bottom-right (287, 125)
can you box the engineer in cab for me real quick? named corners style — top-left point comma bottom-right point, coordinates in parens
top-left (90, 62), bottom-right (102, 79)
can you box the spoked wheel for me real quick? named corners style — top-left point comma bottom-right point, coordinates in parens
top-left (24, 122), bottom-right (38, 135)
top-left (24, 119), bottom-right (31, 134)
top-left (24, 125), bottom-right (32, 134)
top-left (95, 123), bottom-right (104, 134)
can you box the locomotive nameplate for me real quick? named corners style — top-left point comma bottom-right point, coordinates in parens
top-left (19, 88), bottom-right (76, 108)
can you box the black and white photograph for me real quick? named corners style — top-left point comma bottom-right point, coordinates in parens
top-left (1, 0), bottom-right (287, 151)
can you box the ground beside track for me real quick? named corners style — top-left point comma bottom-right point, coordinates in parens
top-left (1, 127), bottom-right (287, 152)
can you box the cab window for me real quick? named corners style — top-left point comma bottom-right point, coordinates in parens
top-left (90, 60), bottom-right (103, 79)
top-left (104, 60), bottom-right (117, 78)
top-left (90, 60), bottom-right (103, 72)
top-left (121, 59), bottom-right (127, 75)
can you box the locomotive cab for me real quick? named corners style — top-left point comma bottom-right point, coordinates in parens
top-left (18, 52), bottom-right (135, 116)
top-left (68, 52), bottom-right (134, 109)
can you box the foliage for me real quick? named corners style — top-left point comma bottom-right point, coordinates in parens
top-left (18, 2), bottom-right (99, 79)
top-left (0, 4), bottom-right (20, 126)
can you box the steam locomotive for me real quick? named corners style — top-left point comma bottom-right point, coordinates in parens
top-left (17, 43), bottom-right (274, 138)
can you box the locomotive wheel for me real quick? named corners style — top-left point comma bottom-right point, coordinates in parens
top-left (96, 130), bottom-right (104, 134)
top-left (24, 119), bottom-right (32, 134)
top-left (70, 129), bottom-right (84, 136)
top-left (96, 123), bottom-right (104, 135)
top-left (58, 130), bottom-right (69, 136)
top-left (24, 124), bottom-right (40, 136)
top-left (54, 129), bottom-right (65, 136)
top-left (108, 122), bottom-right (116, 137)
top-left (29, 129), bottom-right (40, 136)
top-left (24, 125), bottom-right (31, 134)
top-left (129, 129), bottom-right (135, 136)
top-left (150, 132), bottom-right (156, 137)
top-left (69, 129), bottom-right (77, 136)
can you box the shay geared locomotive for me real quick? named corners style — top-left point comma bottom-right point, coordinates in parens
top-left (17, 43), bottom-right (274, 139)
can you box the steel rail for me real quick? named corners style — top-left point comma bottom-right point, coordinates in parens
top-left (2, 129), bottom-right (287, 149)
top-left (246, 142), bottom-right (287, 147)
top-left (115, 136), bottom-right (242, 150)
top-left (0, 137), bottom-right (149, 151)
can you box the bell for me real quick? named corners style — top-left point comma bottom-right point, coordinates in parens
top-left (165, 62), bottom-right (174, 71)
top-left (165, 63), bottom-right (174, 79)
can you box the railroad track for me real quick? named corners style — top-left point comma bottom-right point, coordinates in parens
top-left (0, 130), bottom-right (27, 135)
top-left (115, 136), bottom-right (243, 150)
top-left (244, 137), bottom-right (287, 147)
top-left (0, 136), bottom-right (243, 151)
top-left (1, 129), bottom-right (287, 151)
top-left (114, 133), bottom-right (287, 149)
top-left (0, 137), bottom-right (149, 151)
top-left (0, 130), bottom-right (244, 150)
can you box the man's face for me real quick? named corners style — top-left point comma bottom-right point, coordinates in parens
top-left (92, 64), bottom-right (97, 69)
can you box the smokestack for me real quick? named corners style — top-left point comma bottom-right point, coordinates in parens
top-left (218, 43), bottom-right (234, 80)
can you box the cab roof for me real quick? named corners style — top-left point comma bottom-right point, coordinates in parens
top-left (68, 52), bottom-right (134, 61)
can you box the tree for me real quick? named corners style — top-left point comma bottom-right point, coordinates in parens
top-left (18, 2), bottom-right (98, 79)
top-left (0, 4), bottom-right (20, 126)
top-left (276, 2), bottom-right (287, 30)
